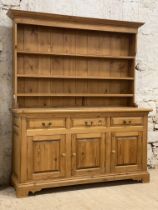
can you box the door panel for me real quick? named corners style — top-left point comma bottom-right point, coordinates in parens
top-left (72, 133), bottom-right (105, 176)
top-left (33, 140), bottom-right (60, 173)
top-left (111, 132), bottom-right (142, 173)
top-left (28, 134), bottom-right (66, 180)
top-left (77, 138), bottom-right (100, 169)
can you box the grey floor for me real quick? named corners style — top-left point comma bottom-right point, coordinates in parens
top-left (0, 169), bottom-right (158, 210)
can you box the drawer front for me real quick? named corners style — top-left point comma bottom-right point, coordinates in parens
top-left (27, 118), bottom-right (66, 129)
top-left (111, 117), bottom-right (143, 126)
top-left (71, 118), bottom-right (106, 128)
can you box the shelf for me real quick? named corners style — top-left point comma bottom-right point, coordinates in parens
top-left (17, 50), bottom-right (135, 60)
top-left (17, 74), bottom-right (134, 80)
top-left (17, 93), bottom-right (134, 97)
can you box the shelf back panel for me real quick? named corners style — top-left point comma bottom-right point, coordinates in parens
top-left (17, 24), bottom-right (136, 56)
top-left (14, 20), bottom-right (137, 108)
top-left (18, 97), bottom-right (132, 108)
top-left (17, 78), bottom-right (133, 94)
top-left (17, 55), bottom-right (134, 77)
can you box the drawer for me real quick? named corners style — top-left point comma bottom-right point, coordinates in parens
top-left (71, 118), bottom-right (106, 127)
top-left (111, 117), bottom-right (143, 126)
top-left (27, 118), bottom-right (66, 129)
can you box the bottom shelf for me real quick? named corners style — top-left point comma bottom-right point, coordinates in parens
top-left (17, 93), bottom-right (133, 97)
top-left (17, 96), bottom-right (134, 108)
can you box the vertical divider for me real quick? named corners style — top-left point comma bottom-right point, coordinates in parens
top-left (133, 34), bottom-right (137, 106)
top-left (13, 22), bottom-right (18, 108)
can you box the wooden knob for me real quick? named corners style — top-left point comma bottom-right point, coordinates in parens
top-left (42, 122), bottom-right (46, 127)
top-left (61, 153), bottom-right (66, 157)
top-left (123, 120), bottom-right (127, 124)
top-left (112, 150), bottom-right (116, 154)
top-left (72, 153), bottom-right (76, 156)
top-left (48, 122), bottom-right (52, 126)
top-left (98, 120), bottom-right (102, 126)
top-left (85, 121), bottom-right (90, 126)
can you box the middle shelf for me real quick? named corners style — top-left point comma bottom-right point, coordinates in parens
top-left (17, 50), bottom-right (135, 60)
top-left (17, 74), bottom-right (134, 80)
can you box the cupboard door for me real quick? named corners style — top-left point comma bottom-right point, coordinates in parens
top-left (71, 133), bottom-right (105, 176)
top-left (111, 132), bottom-right (143, 173)
top-left (28, 134), bottom-right (66, 180)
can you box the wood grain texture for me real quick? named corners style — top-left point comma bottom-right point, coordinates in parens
top-left (12, 110), bottom-right (150, 197)
top-left (9, 9), bottom-right (150, 198)
top-left (10, 12), bottom-right (141, 108)
top-left (7, 9), bottom-right (144, 35)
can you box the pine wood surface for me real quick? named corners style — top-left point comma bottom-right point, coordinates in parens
top-left (12, 107), bottom-right (152, 114)
top-left (9, 9), bottom-right (141, 108)
top-left (12, 110), bottom-right (150, 197)
top-left (8, 9), bottom-right (151, 197)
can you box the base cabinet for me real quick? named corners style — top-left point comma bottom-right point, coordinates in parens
top-left (12, 110), bottom-right (150, 197)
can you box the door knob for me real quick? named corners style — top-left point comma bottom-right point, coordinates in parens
top-left (61, 153), bottom-right (66, 157)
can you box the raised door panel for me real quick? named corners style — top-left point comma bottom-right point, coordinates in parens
top-left (111, 132), bottom-right (143, 173)
top-left (71, 133), bottom-right (105, 176)
top-left (27, 134), bottom-right (66, 180)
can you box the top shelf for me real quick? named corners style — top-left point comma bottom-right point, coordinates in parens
top-left (17, 50), bottom-right (135, 60)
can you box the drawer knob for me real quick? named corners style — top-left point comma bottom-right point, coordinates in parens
top-left (123, 120), bottom-right (127, 124)
top-left (42, 122), bottom-right (46, 127)
top-left (85, 121), bottom-right (91, 126)
top-left (61, 153), bottom-right (66, 157)
top-left (112, 150), bottom-right (116, 154)
top-left (42, 122), bottom-right (52, 128)
top-left (48, 122), bottom-right (52, 126)
top-left (72, 152), bottom-right (76, 157)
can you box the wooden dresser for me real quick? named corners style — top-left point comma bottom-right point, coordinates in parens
top-left (8, 9), bottom-right (151, 197)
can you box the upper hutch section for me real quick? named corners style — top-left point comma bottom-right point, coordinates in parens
top-left (8, 9), bottom-right (143, 108)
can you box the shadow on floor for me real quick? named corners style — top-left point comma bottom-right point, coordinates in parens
top-left (31, 179), bottom-right (140, 197)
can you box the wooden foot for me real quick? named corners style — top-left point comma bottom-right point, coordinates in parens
top-left (142, 174), bottom-right (150, 183)
top-left (10, 178), bottom-right (14, 186)
top-left (132, 178), bottom-right (142, 182)
top-left (132, 173), bottom-right (150, 183)
top-left (16, 188), bottom-right (29, 198)
top-left (31, 187), bottom-right (42, 194)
